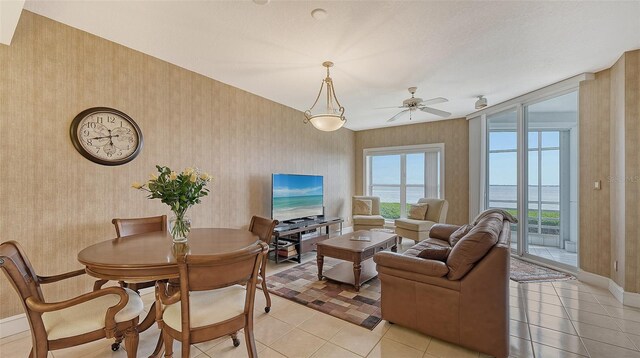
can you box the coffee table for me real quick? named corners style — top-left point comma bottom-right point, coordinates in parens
top-left (316, 230), bottom-right (398, 291)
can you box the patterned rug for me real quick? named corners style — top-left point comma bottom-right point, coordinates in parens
top-left (510, 257), bottom-right (575, 283)
top-left (266, 258), bottom-right (382, 330)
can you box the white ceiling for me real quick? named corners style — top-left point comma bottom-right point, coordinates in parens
top-left (22, 1), bottom-right (640, 131)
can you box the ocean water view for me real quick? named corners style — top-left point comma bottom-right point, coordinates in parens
top-left (272, 195), bottom-right (323, 221)
top-left (372, 185), bottom-right (560, 210)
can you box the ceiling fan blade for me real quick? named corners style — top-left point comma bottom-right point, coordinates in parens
top-left (419, 97), bottom-right (448, 106)
top-left (420, 106), bottom-right (451, 117)
top-left (375, 106), bottom-right (405, 110)
top-left (387, 109), bottom-right (409, 122)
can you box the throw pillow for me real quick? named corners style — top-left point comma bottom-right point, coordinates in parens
top-left (417, 246), bottom-right (451, 261)
top-left (448, 224), bottom-right (474, 246)
top-left (353, 199), bottom-right (372, 215)
top-left (408, 203), bottom-right (429, 220)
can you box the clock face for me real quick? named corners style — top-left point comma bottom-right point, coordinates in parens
top-left (70, 108), bottom-right (143, 166)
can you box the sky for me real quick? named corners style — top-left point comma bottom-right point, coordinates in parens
top-left (371, 153), bottom-right (425, 184)
top-left (489, 131), bottom-right (560, 186)
top-left (272, 174), bottom-right (323, 198)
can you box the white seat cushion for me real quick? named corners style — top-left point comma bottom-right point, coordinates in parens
top-left (394, 218), bottom-right (436, 232)
top-left (353, 215), bottom-right (385, 226)
top-left (162, 285), bottom-right (246, 332)
top-left (42, 288), bottom-right (144, 340)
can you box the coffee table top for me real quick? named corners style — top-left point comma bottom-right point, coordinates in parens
top-left (316, 230), bottom-right (397, 252)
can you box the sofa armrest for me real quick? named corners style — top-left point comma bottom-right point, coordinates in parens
top-left (428, 224), bottom-right (460, 241)
top-left (373, 251), bottom-right (449, 277)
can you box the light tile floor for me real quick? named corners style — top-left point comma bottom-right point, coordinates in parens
top-left (2, 241), bottom-right (639, 357)
top-left (509, 242), bottom-right (578, 267)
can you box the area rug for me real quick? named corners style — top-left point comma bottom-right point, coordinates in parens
top-left (266, 258), bottom-right (382, 330)
top-left (510, 257), bottom-right (575, 283)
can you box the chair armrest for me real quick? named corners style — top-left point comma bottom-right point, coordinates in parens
top-left (25, 286), bottom-right (129, 313)
top-left (373, 251), bottom-right (449, 277)
top-left (428, 224), bottom-right (460, 241)
top-left (37, 269), bottom-right (86, 284)
top-left (155, 281), bottom-right (181, 305)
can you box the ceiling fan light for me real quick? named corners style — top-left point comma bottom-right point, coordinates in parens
top-left (309, 114), bottom-right (346, 131)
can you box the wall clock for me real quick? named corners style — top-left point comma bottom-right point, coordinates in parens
top-left (70, 107), bottom-right (143, 166)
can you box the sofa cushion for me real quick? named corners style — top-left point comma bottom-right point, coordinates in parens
top-left (423, 238), bottom-right (451, 248)
top-left (408, 203), bottom-right (429, 220)
top-left (448, 224), bottom-right (474, 246)
top-left (418, 246), bottom-right (451, 261)
top-left (353, 215), bottom-right (385, 226)
top-left (353, 199), bottom-right (372, 215)
top-left (394, 218), bottom-right (436, 232)
top-left (446, 213), bottom-right (503, 280)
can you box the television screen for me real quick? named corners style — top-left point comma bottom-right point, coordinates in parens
top-left (272, 174), bottom-right (324, 222)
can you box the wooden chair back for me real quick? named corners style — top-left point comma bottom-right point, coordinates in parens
top-left (0, 241), bottom-right (46, 338)
top-left (176, 242), bottom-right (267, 337)
top-left (178, 241), bottom-right (267, 294)
top-left (248, 216), bottom-right (278, 246)
top-left (112, 215), bottom-right (167, 238)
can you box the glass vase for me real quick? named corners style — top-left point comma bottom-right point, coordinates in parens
top-left (169, 213), bottom-right (191, 243)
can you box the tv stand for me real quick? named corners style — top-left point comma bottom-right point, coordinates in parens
top-left (272, 217), bottom-right (343, 264)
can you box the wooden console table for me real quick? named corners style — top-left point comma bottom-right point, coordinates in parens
top-left (272, 217), bottom-right (343, 263)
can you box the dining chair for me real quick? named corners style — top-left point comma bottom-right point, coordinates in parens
top-left (108, 215), bottom-right (168, 292)
top-left (155, 241), bottom-right (268, 358)
top-left (248, 215), bottom-right (279, 313)
top-left (0, 241), bottom-right (144, 358)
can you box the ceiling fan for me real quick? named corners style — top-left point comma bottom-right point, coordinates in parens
top-left (378, 87), bottom-right (451, 122)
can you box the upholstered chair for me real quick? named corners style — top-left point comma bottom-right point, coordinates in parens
top-left (107, 215), bottom-right (168, 292)
top-left (0, 240), bottom-right (143, 358)
top-left (394, 198), bottom-right (448, 243)
top-left (352, 196), bottom-right (385, 231)
top-left (248, 215), bottom-right (279, 313)
top-left (155, 241), bottom-right (268, 358)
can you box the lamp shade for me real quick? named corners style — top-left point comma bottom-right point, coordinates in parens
top-left (309, 114), bottom-right (346, 131)
top-left (304, 61), bottom-right (346, 132)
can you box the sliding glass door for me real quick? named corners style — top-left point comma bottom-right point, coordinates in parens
top-left (485, 90), bottom-right (578, 269)
top-left (486, 109), bottom-right (519, 251)
top-left (524, 91), bottom-right (578, 267)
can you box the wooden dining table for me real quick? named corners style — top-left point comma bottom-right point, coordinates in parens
top-left (77, 228), bottom-right (260, 358)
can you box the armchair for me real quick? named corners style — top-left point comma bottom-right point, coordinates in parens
top-left (394, 198), bottom-right (448, 243)
top-left (352, 196), bottom-right (385, 231)
top-left (0, 241), bottom-right (144, 358)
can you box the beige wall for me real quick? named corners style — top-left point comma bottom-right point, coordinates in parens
top-left (623, 51), bottom-right (640, 292)
top-left (0, 12), bottom-right (355, 318)
top-left (579, 70), bottom-right (612, 278)
top-left (354, 118), bottom-right (469, 226)
top-left (579, 50), bottom-right (640, 288)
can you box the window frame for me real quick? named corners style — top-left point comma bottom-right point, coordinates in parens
top-left (363, 143), bottom-right (445, 221)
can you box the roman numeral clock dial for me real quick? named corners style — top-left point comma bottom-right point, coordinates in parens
top-left (70, 107), bottom-right (143, 166)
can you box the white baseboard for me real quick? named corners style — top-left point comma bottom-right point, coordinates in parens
top-left (578, 270), bottom-right (640, 309)
top-left (0, 313), bottom-right (28, 339)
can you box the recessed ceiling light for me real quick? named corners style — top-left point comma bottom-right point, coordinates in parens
top-left (311, 8), bottom-right (328, 20)
top-left (253, 0), bottom-right (270, 5)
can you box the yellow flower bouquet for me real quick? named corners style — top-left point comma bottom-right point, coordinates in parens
top-left (133, 165), bottom-right (212, 243)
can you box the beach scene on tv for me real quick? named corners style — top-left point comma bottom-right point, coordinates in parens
top-left (272, 174), bottom-right (323, 222)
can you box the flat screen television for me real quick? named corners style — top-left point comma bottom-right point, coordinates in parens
top-left (272, 173), bottom-right (324, 222)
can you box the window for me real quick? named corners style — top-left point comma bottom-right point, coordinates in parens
top-left (364, 144), bottom-right (444, 220)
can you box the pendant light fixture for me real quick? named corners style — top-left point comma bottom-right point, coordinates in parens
top-left (304, 61), bottom-right (346, 131)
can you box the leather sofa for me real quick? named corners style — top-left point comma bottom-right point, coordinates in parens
top-left (374, 212), bottom-right (511, 358)
top-left (394, 198), bottom-right (448, 243)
